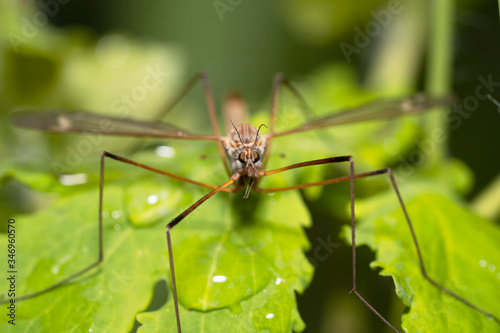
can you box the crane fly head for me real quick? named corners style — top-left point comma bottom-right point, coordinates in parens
top-left (230, 121), bottom-right (267, 180)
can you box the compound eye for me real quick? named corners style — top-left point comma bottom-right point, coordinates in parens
top-left (238, 153), bottom-right (245, 164)
top-left (253, 152), bottom-right (260, 163)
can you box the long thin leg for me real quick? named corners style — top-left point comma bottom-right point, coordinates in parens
top-left (152, 72), bottom-right (208, 121)
top-left (151, 71), bottom-right (231, 176)
top-left (350, 169), bottom-right (498, 326)
top-left (263, 73), bottom-right (319, 169)
top-left (1, 151), bottom-right (232, 304)
top-left (255, 157), bottom-right (396, 332)
top-left (268, 74), bottom-right (315, 137)
top-left (381, 169), bottom-right (499, 325)
top-left (281, 77), bottom-right (316, 119)
top-left (1, 154), bottom-right (106, 303)
top-left (351, 169), bottom-right (499, 326)
top-left (199, 72), bottom-right (231, 176)
top-left (268, 73), bottom-right (284, 138)
top-left (102, 151), bottom-right (232, 192)
top-left (259, 162), bottom-right (499, 329)
top-left (261, 73), bottom-right (284, 169)
top-left (165, 174), bottom-right (241, 333)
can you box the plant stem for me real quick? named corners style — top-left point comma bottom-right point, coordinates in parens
top-left (425, 0), bottom-right (454, 164)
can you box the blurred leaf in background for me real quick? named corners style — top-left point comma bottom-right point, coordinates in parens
top-left (279, 0), bottom-right (388, 46)
top-left (0, 0), bottom-right (184, 222)
top-left (0, 0), bottom-right (184, 169)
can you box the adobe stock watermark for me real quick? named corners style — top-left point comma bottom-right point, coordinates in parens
top-left (51, 65), bottom-right (169, 175)
top-left (110, 65), bottom-right (169, 119)
top-left (8, 0), bottom-right (71, 53)
top-left (339, 0), bottom-right (405, 64)
top-left (308, 235), bottom-right (340, 268)
top-left (383, 74), bottom-right (500, 183)
top-left (447, 74), bottom-right (500, 130)
top-left (486, 94), bottom-right (500, 115)
top-left (213, 0), bottom-right (244, 21)
top-left (383, 127), bottom-right (447, 184)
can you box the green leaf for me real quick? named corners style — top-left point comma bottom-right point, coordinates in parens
top-left (138, 277), bottom-right (305, 332)
top-left (0, 184), bottom-right (165, 332)
top-left (0, 1), bottom-right (184, 171)
top-left (342, 192), bottom-right (500, 332)
top-left (0, 156), bottom-right (314, 332)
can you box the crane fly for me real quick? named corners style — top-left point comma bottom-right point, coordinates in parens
top-left (7, 72), bottom-right (499, 332)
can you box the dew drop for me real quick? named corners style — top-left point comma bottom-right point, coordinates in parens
top-left (51, 265), bottom-right (60, 275)
top-left (114, 224), bottom-right (121, 231)
top-left (112, 210), bottom-right (122, 219)
top-left (275, 277), bottom-right (282, 285)
top-left (147, 194), bottom-right (159, 205)
top-left (212, 275), bottom-right (227, 283)
top-left (488, 264), bottom-right (496, 272)
top-left (479, 259), bottom-right (487, 268)
top-left (59, 255), bottom-right (71, 265)
top-left (155, 145), bottom-right (176, 158)
top-left (59, 173), bottom-right (88, 186)
top-left (266, 313), bottom-right (274, 319)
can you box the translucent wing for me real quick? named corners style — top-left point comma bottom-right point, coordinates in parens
top-left (270, 94), bottom-right (455, 138)
top-left (11, 110), bottom-right (220, 141)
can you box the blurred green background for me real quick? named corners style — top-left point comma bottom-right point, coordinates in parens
top-left (4, 0), bottom-right (500, 195)
top-left (1, 0), bottom-right (500, 332)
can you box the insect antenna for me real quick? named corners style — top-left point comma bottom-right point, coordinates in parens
top-left (230, 119), bottom-right (244, 143)
top-left (252, 124), bottom-right (267, 149)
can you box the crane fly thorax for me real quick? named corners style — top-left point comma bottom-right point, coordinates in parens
top-left (223, 124), bottom-right (267, 178)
